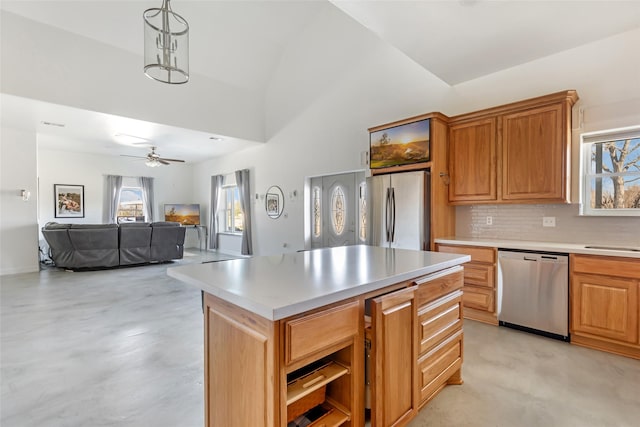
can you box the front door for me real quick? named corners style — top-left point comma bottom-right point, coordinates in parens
top-left (308, 172), bottom-right (365, 249)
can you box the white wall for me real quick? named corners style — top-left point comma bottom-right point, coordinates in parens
top-left (37, 148), bottom-right (199, 246)
top-left (194, 5), bottom-right (453, 256)
top-left (0, 126), bottom-right (39, 274)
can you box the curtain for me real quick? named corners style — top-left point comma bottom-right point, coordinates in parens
top-left (105, 175), bottom-right (122, 223)
top-left (139, 176), bottom-right (155, 222)
top-left (209, 175), bottom-right (224, 249)
top-left (235, 169), bottom-right (253, 255)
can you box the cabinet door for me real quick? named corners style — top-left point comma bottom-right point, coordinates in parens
top-left (502, 103), bottom-right (568, 201)
top-left (571, 273), bottom-right (638, 344)
top-left (449, 118), bottom-right (497, 202)
top-left (371, 286), bottom-right (417, 427)
top-left (204, 294), bottom-right (278, 427)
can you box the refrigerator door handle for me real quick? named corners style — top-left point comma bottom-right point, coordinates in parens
top-left (390, 188), bottom-right (396, 242)
top-left (385, 187), bottom-right (391, 242)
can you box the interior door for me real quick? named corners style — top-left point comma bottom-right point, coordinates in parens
top-left (322, 173), bottom-right (356, 247)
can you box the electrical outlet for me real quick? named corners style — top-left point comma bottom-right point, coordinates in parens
top-left (543, 217), bottom-right (556, 227)
top-left (486, 216), bottom-right (493, 226)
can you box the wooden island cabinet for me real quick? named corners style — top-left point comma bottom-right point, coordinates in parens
top-left (169, 246), bottom-right (469, 427)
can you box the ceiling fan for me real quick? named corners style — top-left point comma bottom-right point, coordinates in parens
top-left (121, 146), bottom-right (185, 167)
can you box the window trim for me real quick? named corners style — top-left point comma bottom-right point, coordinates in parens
top-left (580, 125), bottom-right (640, 217)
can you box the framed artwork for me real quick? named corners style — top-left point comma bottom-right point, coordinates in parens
top-left (265, 185), bottom-right (284, 219)
top-left (369, 117), bottom-right (430, 169)
top-left (54, 184), bottom-right (84, 218)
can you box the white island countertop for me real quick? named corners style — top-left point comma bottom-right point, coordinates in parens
top-left (435, 237), bottom-right (640, 259)
top-left (167, 245), bottom-right (470, 321)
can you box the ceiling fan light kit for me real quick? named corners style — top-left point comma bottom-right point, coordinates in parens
top-left (145, 158), bottom-right (162, 167)
top-left (143, 0), bottom-right (189, 84)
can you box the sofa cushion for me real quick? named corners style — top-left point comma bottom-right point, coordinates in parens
top-left (151, 221), bottom-right (181, 227)
top-left (68, 226), bottom-right (119, 268)
top-left (42, 227), bottom-right (75, 267)
top-left (119, 222), bottom-right (151, 228)
top-left (150, 224), bottom-right (186, 262)
top-left (70, 224), bottom-right (119, 230)
top-left (119, 223), bottom-right (152, 265)
top-left (44, 222), bottom-right (72, 229)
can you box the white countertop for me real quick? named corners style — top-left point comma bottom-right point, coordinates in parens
top-left (435, 237), bottom-right (640, 259)
top-left (167, 245), bottom-right (470, 321)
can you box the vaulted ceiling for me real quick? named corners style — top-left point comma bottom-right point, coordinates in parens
top-left (2, 0), bottom-right (640, 163)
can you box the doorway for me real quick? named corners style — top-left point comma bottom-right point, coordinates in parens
top-left (305, 171), bottom-right (366, 249)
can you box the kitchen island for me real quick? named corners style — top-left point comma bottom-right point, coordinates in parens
top-left (168, 245), bottom-right (470, 427)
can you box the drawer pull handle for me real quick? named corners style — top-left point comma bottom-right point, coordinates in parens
top-left (303, 375), bottom-right (326, 388)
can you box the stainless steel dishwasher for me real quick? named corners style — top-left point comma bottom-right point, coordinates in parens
top-left (497, 250), bottom-right (569, 341)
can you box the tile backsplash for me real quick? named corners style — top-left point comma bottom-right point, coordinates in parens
top-left (456, 204), bottom-right (640, 246)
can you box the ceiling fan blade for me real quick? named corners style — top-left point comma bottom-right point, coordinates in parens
top-left (158, 159), bottom-right (171, 165)
top-left (120, 155), bottom-right (147, 159)
top-left (158, 157), bottom-right (185, 163)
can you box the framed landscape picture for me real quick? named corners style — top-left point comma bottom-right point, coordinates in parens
top-left (370, 117), bottom-right (430, 169)
top-left (54, 184), bottom-right (84, 218)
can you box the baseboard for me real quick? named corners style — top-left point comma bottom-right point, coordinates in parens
top-left (1, 264), bottom-right (40, 276)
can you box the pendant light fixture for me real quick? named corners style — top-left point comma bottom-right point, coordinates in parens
top-left (143, 0), bottom-right (189, 84)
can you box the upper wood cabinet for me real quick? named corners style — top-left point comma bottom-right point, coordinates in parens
top-left (448, 90), bottom-right (578, 204)
top-left (502, 103), bottom-right (566, 201)
top-left (449, 118), bottom-right (497, 202)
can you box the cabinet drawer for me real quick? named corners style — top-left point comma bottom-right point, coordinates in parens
top-left (572, 254), bottom-right (640, 279)
top-left (437, 244), bottom-right (496, 264)
top-left (464, 263), bottom-right (495, 288)
top-left (462, 286), bottom-right (495, 312)
top-left (417, 330), bottom-right (463, 403)
top-left (285, 301), bottom-right (360, 365)
top-left (415, 267), bottom-right (464, 307)
top-left (418, 291), bottom-right (463, 355)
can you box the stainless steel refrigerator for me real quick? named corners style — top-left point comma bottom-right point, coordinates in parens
top-left (367, 171), bottom-right (429, 250)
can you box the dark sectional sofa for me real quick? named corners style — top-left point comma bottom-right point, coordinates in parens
top-left (42, 222), bottom-right (186, 269)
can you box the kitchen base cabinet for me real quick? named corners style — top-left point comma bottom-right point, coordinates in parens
top-left (570, 254), bottom-right (640, 360)
top-left (201, 260), bottom-right (468, 427)
top-left (370, 286), bottom-right (418, 427)
top-left (436, 244), bottom-right (498, 325)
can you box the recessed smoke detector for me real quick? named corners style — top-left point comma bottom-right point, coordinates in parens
top-left (41, 121), bottom-right (65, 127)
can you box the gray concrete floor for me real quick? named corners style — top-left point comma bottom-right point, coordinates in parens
top-left (2, 250), bottom-right (639, 427)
